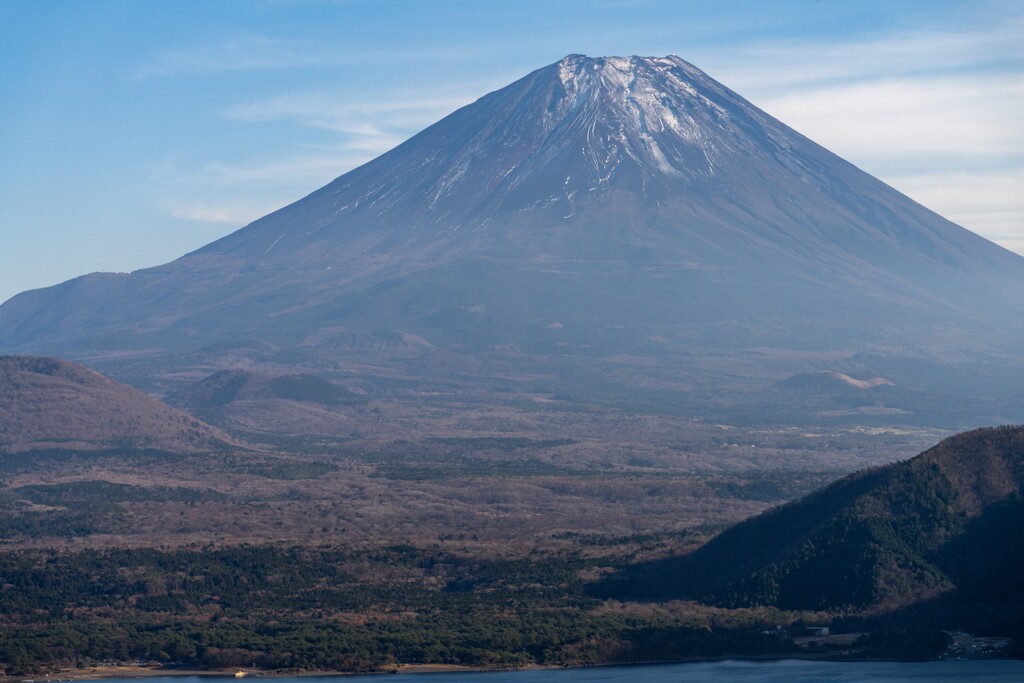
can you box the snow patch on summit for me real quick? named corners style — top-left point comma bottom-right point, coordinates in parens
top-left (560, 56), bottom-right (723, 174)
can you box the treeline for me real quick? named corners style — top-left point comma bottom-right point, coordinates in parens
top-left (0, 544), bottom-right (596, 618)
top-left (7, 531), bottom-right (1011, 676)
top-left (0, 543), bottom-right (797, 675)
top-left (0, 613), bottom-right (800, 675)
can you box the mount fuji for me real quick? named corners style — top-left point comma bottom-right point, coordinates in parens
top-left (3, 55), bottom-right (1023, 427)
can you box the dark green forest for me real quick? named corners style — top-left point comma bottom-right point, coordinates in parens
top-left (3, 428), bottom-right (1023, 675)
top-left (0, 543), bottom-right (799, 675)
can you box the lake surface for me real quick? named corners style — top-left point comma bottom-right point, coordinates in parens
top-left (103, 659), bottom-right (1024, 682)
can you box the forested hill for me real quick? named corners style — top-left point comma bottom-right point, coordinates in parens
top-left (597, 426), bottom-right (1024, 616)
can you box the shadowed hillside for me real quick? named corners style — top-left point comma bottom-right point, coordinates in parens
top-left (169, 368), bottom-right (361, 418)
top-left (594, 426), bottom-right (1024, 615)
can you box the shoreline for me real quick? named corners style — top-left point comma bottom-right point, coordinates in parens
top-left (3, 653), bottom-right (1012, 682)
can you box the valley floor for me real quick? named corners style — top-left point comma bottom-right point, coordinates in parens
top-left (2, 422), bottom-right (1013, 676)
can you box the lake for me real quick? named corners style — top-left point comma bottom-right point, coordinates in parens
top-left (94, 659), bottom-right (1024, 682)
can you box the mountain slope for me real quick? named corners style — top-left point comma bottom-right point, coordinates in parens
top-left (171, 369), bottom-right (357, 410)
top-left (1, 55), bottom-right (1022, 425)
top-left (595, 425), bottom-right (1024, 612)
top-left (0, 356), bottom-right (237, 453)
top-left (165, 368), bottom-right (363, 434)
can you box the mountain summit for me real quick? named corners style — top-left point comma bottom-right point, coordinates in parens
top-left (187, 54), bottom-right (1021, 286)
top-left (2, 55), bottom-right (1022, 426)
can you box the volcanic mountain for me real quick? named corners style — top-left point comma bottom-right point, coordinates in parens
top-left (0, 356), bottom-right (236, 453)
top-left (2, 55), bottom-right (1022, 426)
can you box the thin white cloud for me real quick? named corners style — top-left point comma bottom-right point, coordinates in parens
top-left (126, 36), bottom-right (343, 80)
top-left (164, 200), bottom-right (283, 226)
top-left (756, 75), bottom-right (1024, 162)
top-left (198, 152), bottom-right (367, 184)
top-left (127, 35), bottom-right (481, 80)
top-left (707, 16), bottom-right (1024, 93)
top-left (224, 91), bottom-right (478, 134)
top-left (155, 82), bottom-right (490, 226)
top-left (891, 169), bottom-right (1024, 216)
top-left (207, 83), bottom-right (498, 185)
top-left (154, 145), bottom-right (380, 226)
top-left (885, 169), bottom-right (1024, 253)
top-left (695, 16), bottom-right (1024, 255)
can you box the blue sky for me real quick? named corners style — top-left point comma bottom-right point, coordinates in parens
top-left (1, 0), bottom-right (1021, 303)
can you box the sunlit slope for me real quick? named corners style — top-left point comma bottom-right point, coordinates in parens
top-left (2, 55), bottom-right (1022, 426)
